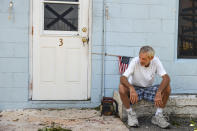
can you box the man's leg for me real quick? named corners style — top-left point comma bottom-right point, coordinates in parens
top-left (143, 84), bottom-right (171, 108)
top-left (160, 85), bottom-right (171, 108)
top-left (119, 84), bottom-right (139, 127)
top-left (119, 84), bottom-right (130, 109)
top-left (144, 85), bottom-right (171, 128)
top-left (119, 84), bottom-right (144, 108)
top-left (153, 85), bottom-right (171, 116)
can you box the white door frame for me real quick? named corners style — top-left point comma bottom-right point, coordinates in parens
top-left (28, 0), bottom-right (92, 100)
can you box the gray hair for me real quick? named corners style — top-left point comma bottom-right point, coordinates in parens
top-left (139, 46), bottom-right (155, 57)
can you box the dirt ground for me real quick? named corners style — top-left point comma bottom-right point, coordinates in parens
top-left (0, 108), bottom-right (128, 131)
top-left (0, 108), bottom-right (196, 131)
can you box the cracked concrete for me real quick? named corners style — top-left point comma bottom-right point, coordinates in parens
top-left (0, 109), bottom-right (128, 131)
top-left (0, 109), bottom-right (196, 131)
top-left (113, 91), bottom-right (197, 121)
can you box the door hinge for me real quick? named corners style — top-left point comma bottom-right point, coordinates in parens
top-left (32, 26), bottom-right (34, 36)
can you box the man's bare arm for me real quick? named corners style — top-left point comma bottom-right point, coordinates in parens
top-left (120, 76), bottom-right (134, 90)
top-left (154, 74), bottom-right (170, 107)
top-left (120, 76), bottom-right (138, 104)
top-left (158, 74), bottom-right (170, 93)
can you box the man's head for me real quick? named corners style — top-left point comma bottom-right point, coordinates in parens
top-left (139, 46), bottom-right (155, 67)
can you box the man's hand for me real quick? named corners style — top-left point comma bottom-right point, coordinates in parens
top-left (154, 91), bottom-right (163, 107)
top-left (129, 87), bottom-right (138, 104)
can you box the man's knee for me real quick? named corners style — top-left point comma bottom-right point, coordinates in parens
top-left (119, 84), bottom-right (128, 95)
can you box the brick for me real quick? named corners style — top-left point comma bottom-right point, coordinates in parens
top-left (0, 13), bottom-right (29, 29)
top-left (104, 75), bottom-right (120, 89)
top-left (146, 33), bottom-right (175, 47)
top-left (93, 9), bottom-right (103, 17)
top-left (92, 54), bottom-right (102, 61)
top-left (0, 87), bottom-right (28, 102)
top-left (91, 60), bottom-right (102, 75)
top-left (105, 60), bottom-right (119, 75)
top-left (92, 45), bottom-right (103, 53)
top-left (133, 19), bottom-right (162, 33)
top-left (13, 73), bottom-right (28, 81)
top-left (93, 0), bottom-right (104, 3)
top-left (0, 44), bottom-right (14, 57)
top-left (0, 73), bottom-right (13, 87)
top-left (13, 73), bottom-right (28, 87)
top-left (150, 5), bottom-right (177, 19)
top-left (0, 0), bottom-right (29, 13)
top-left (105, 46), bottom-right (135, 57)
top-left (161, 0), bottom-right (177, 7)
top-left (13, 44), bottom-right (28, 57)
top-left (91, 31), bottom-right (103, 46)
top-left (173, 76), bottom-right (197, 91)
top-left (0, 102), bottom-right (28, 110)
top-left (173, 62), bottom-right (197, 76)
top-left (107, 3), bottom-right (121, 18)
top-left (104, 88), bottom-right (114, 97)
top-left (154, 47), bottom-right (174, 61)
top-left (120, 4), bottom-right (149, 19)
top-left (0, 0), bottom-right (6, 13)
top-left (91, 74), bottom-right (102, 90)
top-left (0, 29), bottom-right (28, 43)
top-left (93, 2), bottom-right (103, 17)
top-left (162, 19), bottom-right (176, 33)
top-left (105, 55), bottom-right (119, 61)
top-left (91, 88), bottom-right (101, 103)
top-left (92, 46), bottom-right (103, 60)
top-left (106, 32), bottom-right (147, 46)
top-left (0, 58), bottom-right (28, 72)
top-left (106, 18), bottom-right (133, 32)
top-left (92, 17), bottom-right (103, 32)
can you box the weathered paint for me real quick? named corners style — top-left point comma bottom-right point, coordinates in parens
top-left (103, 0), bottom-right (197, 96)
top-left (0, 0), bottom-right (196, 110)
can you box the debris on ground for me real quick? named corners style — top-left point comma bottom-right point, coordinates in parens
top-left (0, 109), bottom-right (128, 131)
top-left (0, 109), bottom-right (197, 131)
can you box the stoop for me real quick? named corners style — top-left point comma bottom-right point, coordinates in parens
top-left (113, 90), bottom-right (197, 121)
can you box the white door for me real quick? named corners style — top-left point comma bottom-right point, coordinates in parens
top-left (32, 0), bottom-right (90, 100)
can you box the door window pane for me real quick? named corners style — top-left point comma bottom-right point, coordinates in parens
top-left (44, 3), bottom-right (78, 31)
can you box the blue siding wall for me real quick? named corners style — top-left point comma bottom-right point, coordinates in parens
top-left (90, 0), bottom-right (104, 103)
top-left (0, 0), bottom-right (103, 110)
top-left (0, 0), bottom-right (29, 109)
top-left (0, 0), bottom-right (197, 110)
top-left (103, 0), bottom-right (197, 96)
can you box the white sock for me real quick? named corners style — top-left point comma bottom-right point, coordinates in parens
top-left (155, 108), bottom-right (163, 115)
top-left (126, 107), bottom-right (132, 112)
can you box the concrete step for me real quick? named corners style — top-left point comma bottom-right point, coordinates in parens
top-left (113, 90), bottom-right (197, 121)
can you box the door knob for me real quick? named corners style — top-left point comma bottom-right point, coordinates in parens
top-left (82, 37), bottom-right (88, 43)
top-left (82, 37), bottom-right (89, 46)
top-left (59, 38), bottom-right (63, 46)
top-left (82, 27), bottom-right (87, 32)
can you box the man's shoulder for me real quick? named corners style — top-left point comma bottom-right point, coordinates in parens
top-left (152, 56), bottom-right (163, 66)
top-left (152, 56), bottom-right (160, 62)
top-left (132, 56), bottom-right (139, 61)
top-left (130, 56), bottom-right (139, 64)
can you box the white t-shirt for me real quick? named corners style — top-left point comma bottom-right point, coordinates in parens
top-left (123, 56), bottom-right (167, 87)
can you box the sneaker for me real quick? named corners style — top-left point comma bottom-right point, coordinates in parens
top-left (151, 112), bottom-right (170, 128)
top-left (127, 110), bottom-right (139, 127)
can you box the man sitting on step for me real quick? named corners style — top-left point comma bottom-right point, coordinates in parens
top-left (119, 46), bottom-right (171, 128)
